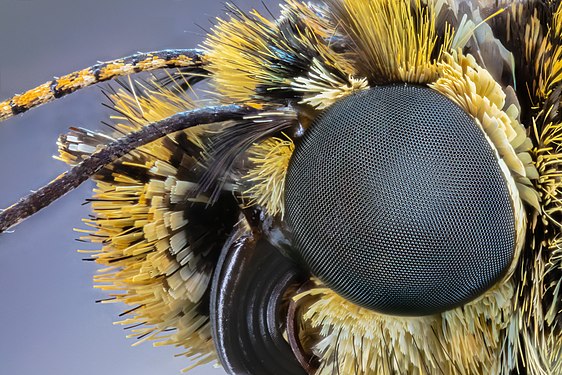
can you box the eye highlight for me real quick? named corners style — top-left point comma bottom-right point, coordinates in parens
top-left (285, 84), bottom-right (518, 316)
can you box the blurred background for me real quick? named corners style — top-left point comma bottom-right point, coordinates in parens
top-left (0, 1), bottom-right (277, 374)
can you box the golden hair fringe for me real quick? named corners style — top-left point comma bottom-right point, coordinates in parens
top-left (326, 0), bottom-right (453, 84)
top-left (295, 279), bottom-right (516, 375)
top-left (242, 135), bottom-right (295, 217)
top-left (431, 51), bottom-right (539, 211)
top-left (58, 79), bottom-right (218, 371)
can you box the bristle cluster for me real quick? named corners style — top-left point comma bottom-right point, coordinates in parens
top-left (533, 121), bottom-right (562, 225)
top-left (525, 2), bottom-right (562, 106)
top-left (431, 51), bottom-right (539, 211)
top-left (478, 2), bottom-right (562, 373)
top-left (203, 8), bottom-right (278, 105)
top-left (531, 2), bottom-right (562, 225)
top-left (515, 234), bottom-right (562, 375)
top-left (204, 1), bottom-right (361, 108)
top-left (295, 279), bottom-right (516, 375)
top-left (515, 3), bottom-right (562, 373)
top-left (326, 0), bottom-right (452, 84)
top-left (57, 79), bottom-right (234, 370)
top-left (242, 135), bottom-right (294, 216)
top-left (292, 65), bottom-right (369, 110)
top-left (199, 108), bottom-right (298, 203)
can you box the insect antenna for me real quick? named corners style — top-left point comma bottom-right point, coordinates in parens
top-left (0, 104), bottom-right (257, 234)
top-left (0, 49), bottom-right (206, 122)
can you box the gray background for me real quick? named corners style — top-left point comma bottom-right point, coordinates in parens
top-left (0, 1), bottom-right (277, 374)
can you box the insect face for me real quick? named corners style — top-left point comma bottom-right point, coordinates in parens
top-left (1, 1), bottom-right (562, 375)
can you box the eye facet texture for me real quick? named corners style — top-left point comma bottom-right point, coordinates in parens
top-left (285, 85), bottom-right (516, 316)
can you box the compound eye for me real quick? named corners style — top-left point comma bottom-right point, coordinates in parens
top-left (285, 85), bottom-right (516, 316)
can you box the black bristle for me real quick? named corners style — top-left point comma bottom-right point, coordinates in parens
top-left (198, 117), bottom-right (295, 202)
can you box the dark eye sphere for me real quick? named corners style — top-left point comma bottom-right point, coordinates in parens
top-left (285, 85), bottom-right (516, 316)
